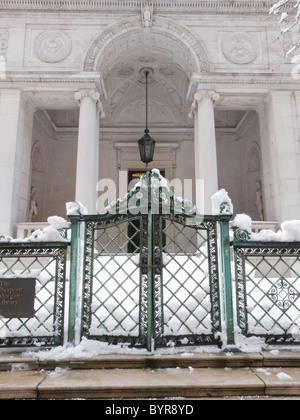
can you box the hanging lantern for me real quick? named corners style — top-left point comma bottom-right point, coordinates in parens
top-left (138, 129), bottom-right (156, 166)
top-left (138, 69), bottom-right (156, 166)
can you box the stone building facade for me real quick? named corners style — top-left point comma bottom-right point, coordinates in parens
top-left (0, 0), bottom-right (299, 236)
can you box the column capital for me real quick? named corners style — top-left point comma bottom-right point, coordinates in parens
top-left (194, 90), bottom-right (220, 103)
top-left (74, 89), bottom-right (100, 103)
top-left (189, 90), bottom-right (220, 118)
top-left (75, 89), bottom-right (105, 118)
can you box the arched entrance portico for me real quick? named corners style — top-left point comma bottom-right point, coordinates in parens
top-left (24, 15), bottom-right (267, 228)
top-left (75, 16), bottom-right (219, 214)
top-left (4, 2), bottom-right (300, 239)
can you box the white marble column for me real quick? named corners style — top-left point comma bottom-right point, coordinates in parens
top-left (258, 91), bottom-right (300, 222)
top-left (0, 90), bottom-right (35, 236)
top-left (74, 89), bottom-right (103, 214)
top-left (191, 90), bottom-right (220, 214)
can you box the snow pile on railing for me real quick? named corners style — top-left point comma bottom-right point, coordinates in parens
top-left (211, 189), bottom-right (233, 215)
top-left (66, 201), bottom-right (88, 216)
top-left (232, 213), bottom-right (300, 242)
top-left (0, 216), bottom-right (70, 243)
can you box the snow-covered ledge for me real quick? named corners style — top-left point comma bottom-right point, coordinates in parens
top-left (15, 222), bottom-right (50, 239)
top-left (251, 221), bottom-right (279, 234)
top-left (232, 214), bottom-right (300, 242)
top-left (1, 217), bottom-right (70, 243)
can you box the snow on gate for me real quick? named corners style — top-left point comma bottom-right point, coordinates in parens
top-left (72, 171), bottom-right (232, 351)
top-left (2, 171), bottom-right (300, 351)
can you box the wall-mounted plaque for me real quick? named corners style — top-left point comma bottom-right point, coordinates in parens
top-left (0, 278), bottom-right (36, 318)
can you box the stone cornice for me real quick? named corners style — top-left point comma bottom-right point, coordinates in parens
top-left (0, 71), bottom-right (107, 97)
top-left (186, 72), bottom-right (300, 100)
top-left (0, 0), bottom-right (281, 15)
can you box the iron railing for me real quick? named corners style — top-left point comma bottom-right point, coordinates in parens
top-left (1, 226), bottom-right (300, 350)
top-left (233, 240), bottom-right (300, 345)
top-left (0, 242), bottom-right (68, 348)
top-left (1, 174), bottom-right (300, 351)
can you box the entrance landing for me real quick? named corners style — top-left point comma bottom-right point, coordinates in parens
top-left (0, 351), bottom-right (300, 399)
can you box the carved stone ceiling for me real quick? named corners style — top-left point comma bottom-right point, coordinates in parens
top-left (102, 48), bottom-right (192, 129)
top-left (44, 44), bottom-right (247, 132)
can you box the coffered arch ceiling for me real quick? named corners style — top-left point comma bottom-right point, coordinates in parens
top-left (102, 47), bottom-right (192, 129)
top-left (86, 17), bottom-right (209, 130)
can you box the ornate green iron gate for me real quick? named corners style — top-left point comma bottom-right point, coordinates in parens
top-left (70, 171), bottom-right (233, 351)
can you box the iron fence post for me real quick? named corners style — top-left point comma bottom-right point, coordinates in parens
top-left (147, 170), bottom-right (154, 351)
top-left (68, 215), bottom-right (82, 344)
top-left (219, 216), bottom-right (235, 346)
top-left (147, 206), bottom-right (153, 351)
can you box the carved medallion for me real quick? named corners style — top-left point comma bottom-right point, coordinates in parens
top-left (222, 32), bottom-right (258, 64)
top-left (34, 31), bottom-right (72, 63)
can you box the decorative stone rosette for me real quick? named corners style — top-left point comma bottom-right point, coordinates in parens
top-left (34, 31), bottom-right (72, 63)
top-left (222, 32), bottom-right (258, 64)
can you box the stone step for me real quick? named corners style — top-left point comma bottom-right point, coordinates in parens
top-left (1, 351), bottom-right (300, 399)
top-left (1, 366), bottom-right (300, 400)
top-left (1, 350), bottom-right (300, 372)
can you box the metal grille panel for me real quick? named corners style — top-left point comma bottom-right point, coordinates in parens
top-left (0, 244), bottom-right (67, 348)
top-left (235, 245), bottom-right (300, 344)
top-left (81, 216), bottom-right (146, 346)
top-left (156, 216), bottom-right (221, 346)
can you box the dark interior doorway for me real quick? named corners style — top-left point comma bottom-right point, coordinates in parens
top-left (128, 170), bottom-right (165, 185)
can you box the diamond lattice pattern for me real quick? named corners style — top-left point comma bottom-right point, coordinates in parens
top-left (89, 220), bottom-right (141, 337)
top-left (0, 255), bottom-right (59, 341)
top-left (244, 256), bottom-right (300, 336)
top-left (162, 220), bottom-right (213, 336)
